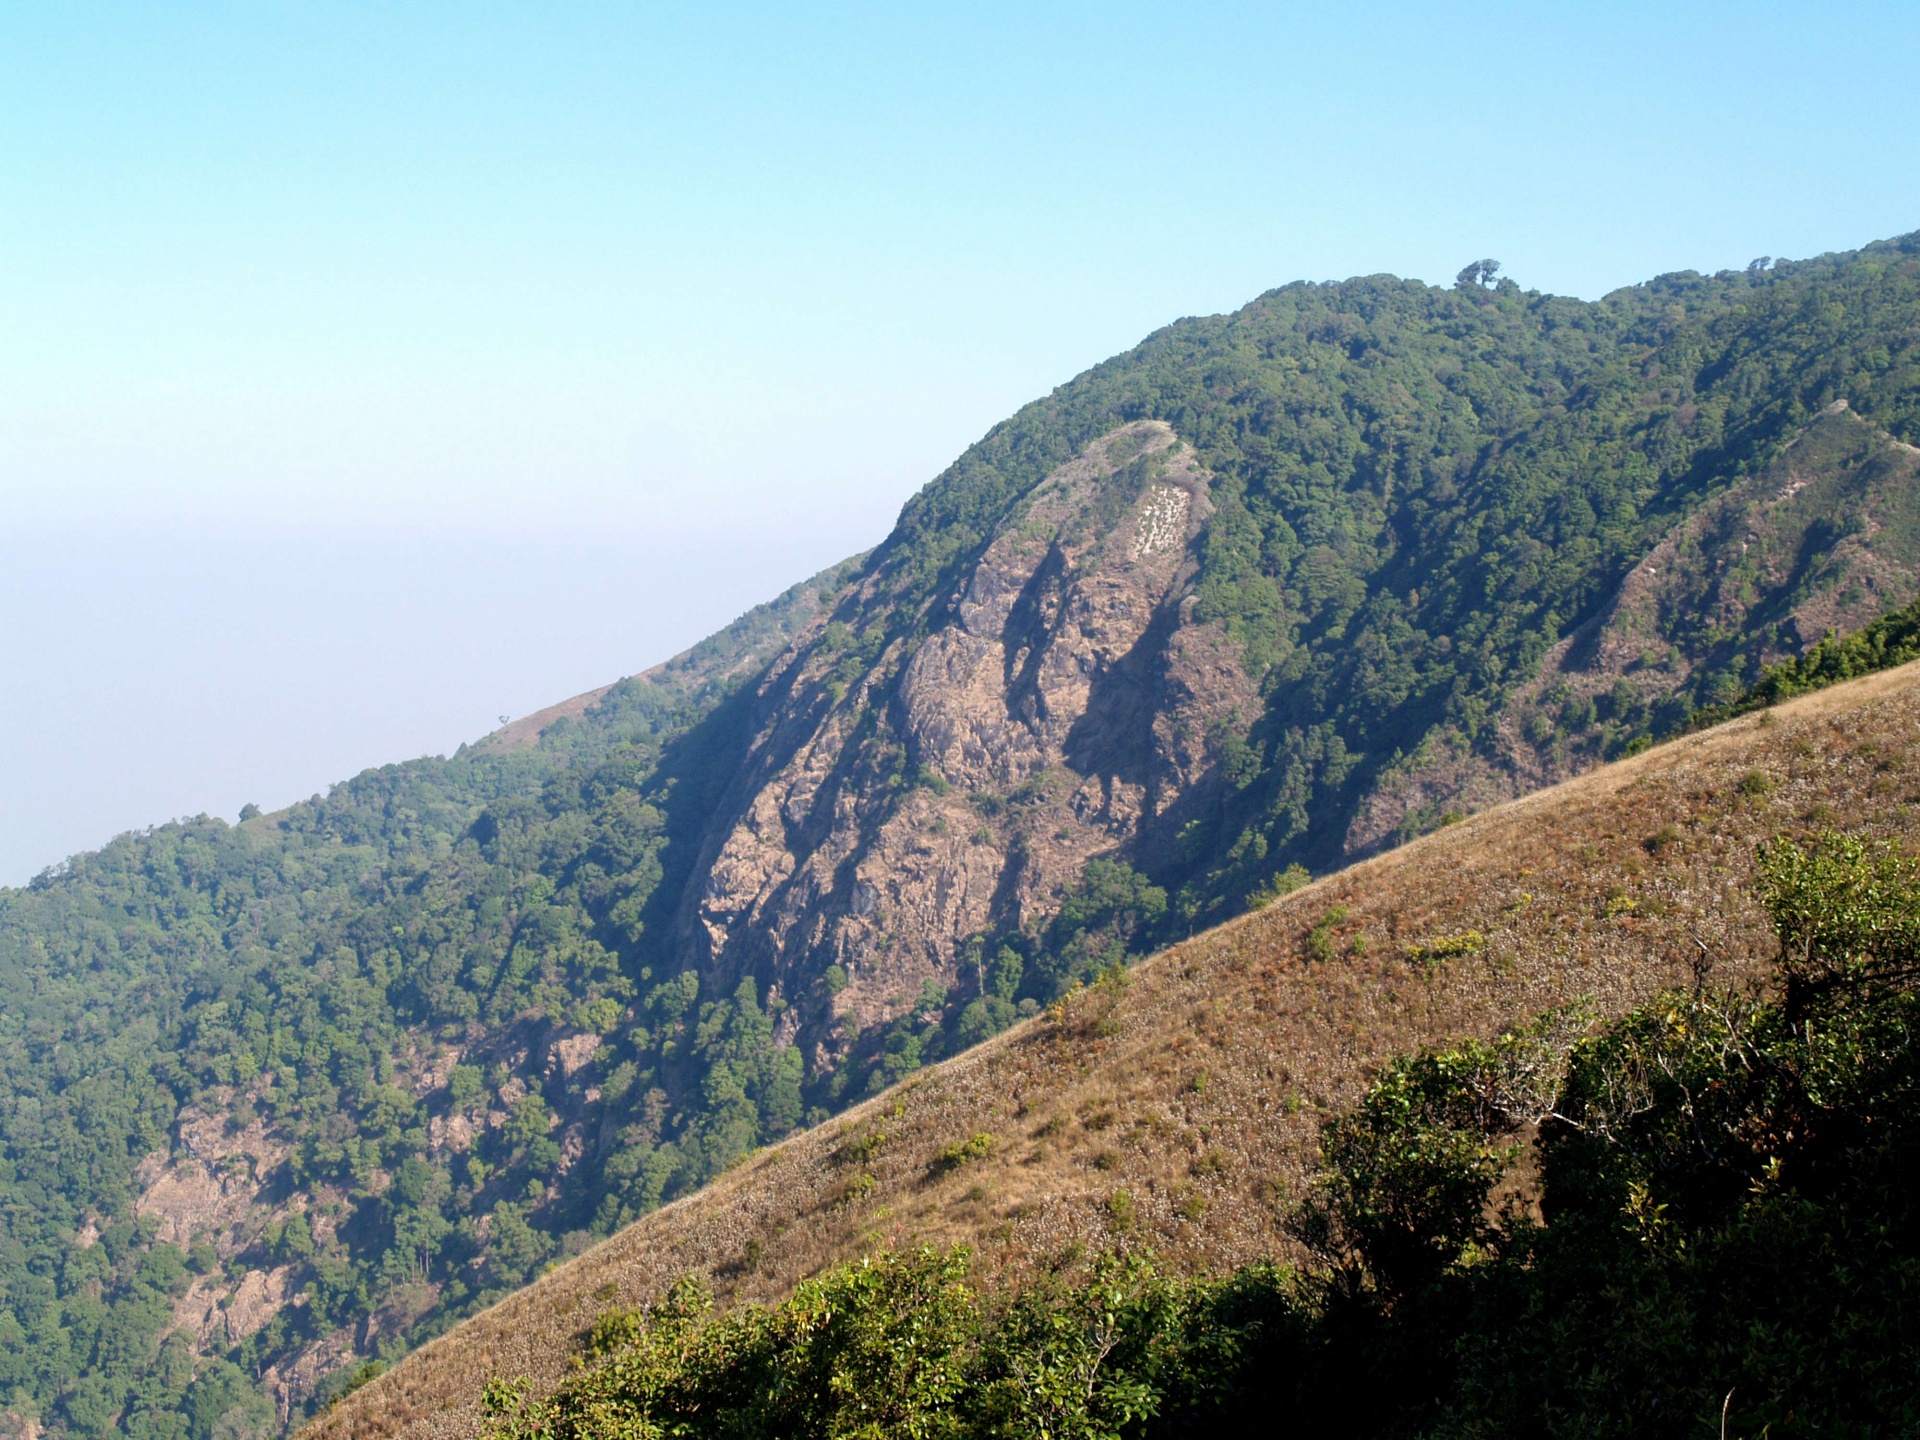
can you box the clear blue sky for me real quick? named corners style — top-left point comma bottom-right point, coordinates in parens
top-left (1, 1), bottom-right (1916, 880)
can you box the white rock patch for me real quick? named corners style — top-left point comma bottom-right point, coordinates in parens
top-left (1131, 484), bottom-right (1190, 559)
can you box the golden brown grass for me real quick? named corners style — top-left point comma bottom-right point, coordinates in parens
top-left (308, 661), bottom-right (1920, 1440)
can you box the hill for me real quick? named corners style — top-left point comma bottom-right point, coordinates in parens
top-left (312, 658), bottom-right (1920, 1439)
top-left (4, 231), bottom-right (1920, 1436)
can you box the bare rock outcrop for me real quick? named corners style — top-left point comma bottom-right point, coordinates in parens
top-left (677, 421), bottom-right (1256, 1049)
top-left (136, 1104), bottom-right (289, 1254)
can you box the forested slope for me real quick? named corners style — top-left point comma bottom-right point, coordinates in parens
top-left (0, 559), bottom-right (863, 1434)
top-left (4, 233), bottom-right (1920, 1437)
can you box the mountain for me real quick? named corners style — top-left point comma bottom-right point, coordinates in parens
top-left (2, 232), bottom-right (1919, 1438)
top-left (314, 656), bottom-right (1920, 1439)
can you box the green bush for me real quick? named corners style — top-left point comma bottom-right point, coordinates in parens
top-left (484, 1248), bottom-right (1295, 1440)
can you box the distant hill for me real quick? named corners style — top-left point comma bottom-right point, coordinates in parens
top-left (3, 232), bottom-right (1920, 1437)
top-left (313, 657), bottom-right (1920, 1439)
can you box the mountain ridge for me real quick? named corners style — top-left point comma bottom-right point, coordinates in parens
top-left (469, 554), bottom-right (872, 759)
top-left (4, 231), bottom-right (1920, 1437)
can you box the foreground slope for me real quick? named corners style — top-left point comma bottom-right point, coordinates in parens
top-left (315, 659), bottom-right (1920, 1439)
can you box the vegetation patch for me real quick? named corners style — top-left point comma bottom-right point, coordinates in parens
top-left (1690, 591), bottom-right (1920, 729)
top-left (930, 1133), bottom-right (996, 1176)
top-left (1404, 930), bottom-right (1485, 967)
top-left (1304, 905), bottom-right (1351, 963)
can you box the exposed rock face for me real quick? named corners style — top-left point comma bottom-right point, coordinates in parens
top-left (681, 405), bottom-right (1920, 1028)
top-left (227, 1265), bottom-right (297, 1343)
top-left (136, 1106), bottom-right (289, 1253)
top-left (677, 422), bottom-right (1256, 1050)
top-left (1347, 403), bottom-right (1920, 853)
top-left (130, 1036), bottom-right (569, 1417)
top-left (549, 1031), bottom-right (602, 1081)
top-left (263, 1331), bottom-right (356, 1426)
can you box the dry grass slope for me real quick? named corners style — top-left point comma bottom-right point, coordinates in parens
top-left (311, 661), bottom-right (1920, 1440)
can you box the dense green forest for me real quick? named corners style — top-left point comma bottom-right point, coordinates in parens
top-left (0, 566), bottom-right (870, 1437)
top-left (4, 232), bottom-right (1920, 1436)
top-left (483, 828), bottom-right (1920, 1439)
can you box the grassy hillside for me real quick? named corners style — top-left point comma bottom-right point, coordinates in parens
top-left (7, 230), bottom-right (1920, 1437)
top-left (313, 658), bottom-right (1920, 1439)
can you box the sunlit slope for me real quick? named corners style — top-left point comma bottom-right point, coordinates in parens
top-left (313, 659), bottom-right (1920, 1440)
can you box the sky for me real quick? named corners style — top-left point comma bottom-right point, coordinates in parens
top-left (1, 1), bottom-right (1917, 882)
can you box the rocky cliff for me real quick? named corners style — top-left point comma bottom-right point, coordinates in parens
top-left (675, 421), bottom-right (1253, 1062)
top-left (642, 395), bottom-right (1920, 1069)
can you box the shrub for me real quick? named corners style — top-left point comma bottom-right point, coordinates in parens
top-left (1404, 930), bottom-right (1484, 968)
top-left (1246, 864), bottom-right (1311, 910)
top-left (1755, 830), bottom-right (1920, 1009)
top-left (1305, 906), bottom-right (1349, 963)
top-left (932, 1133), bottom-right (995, 1174)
